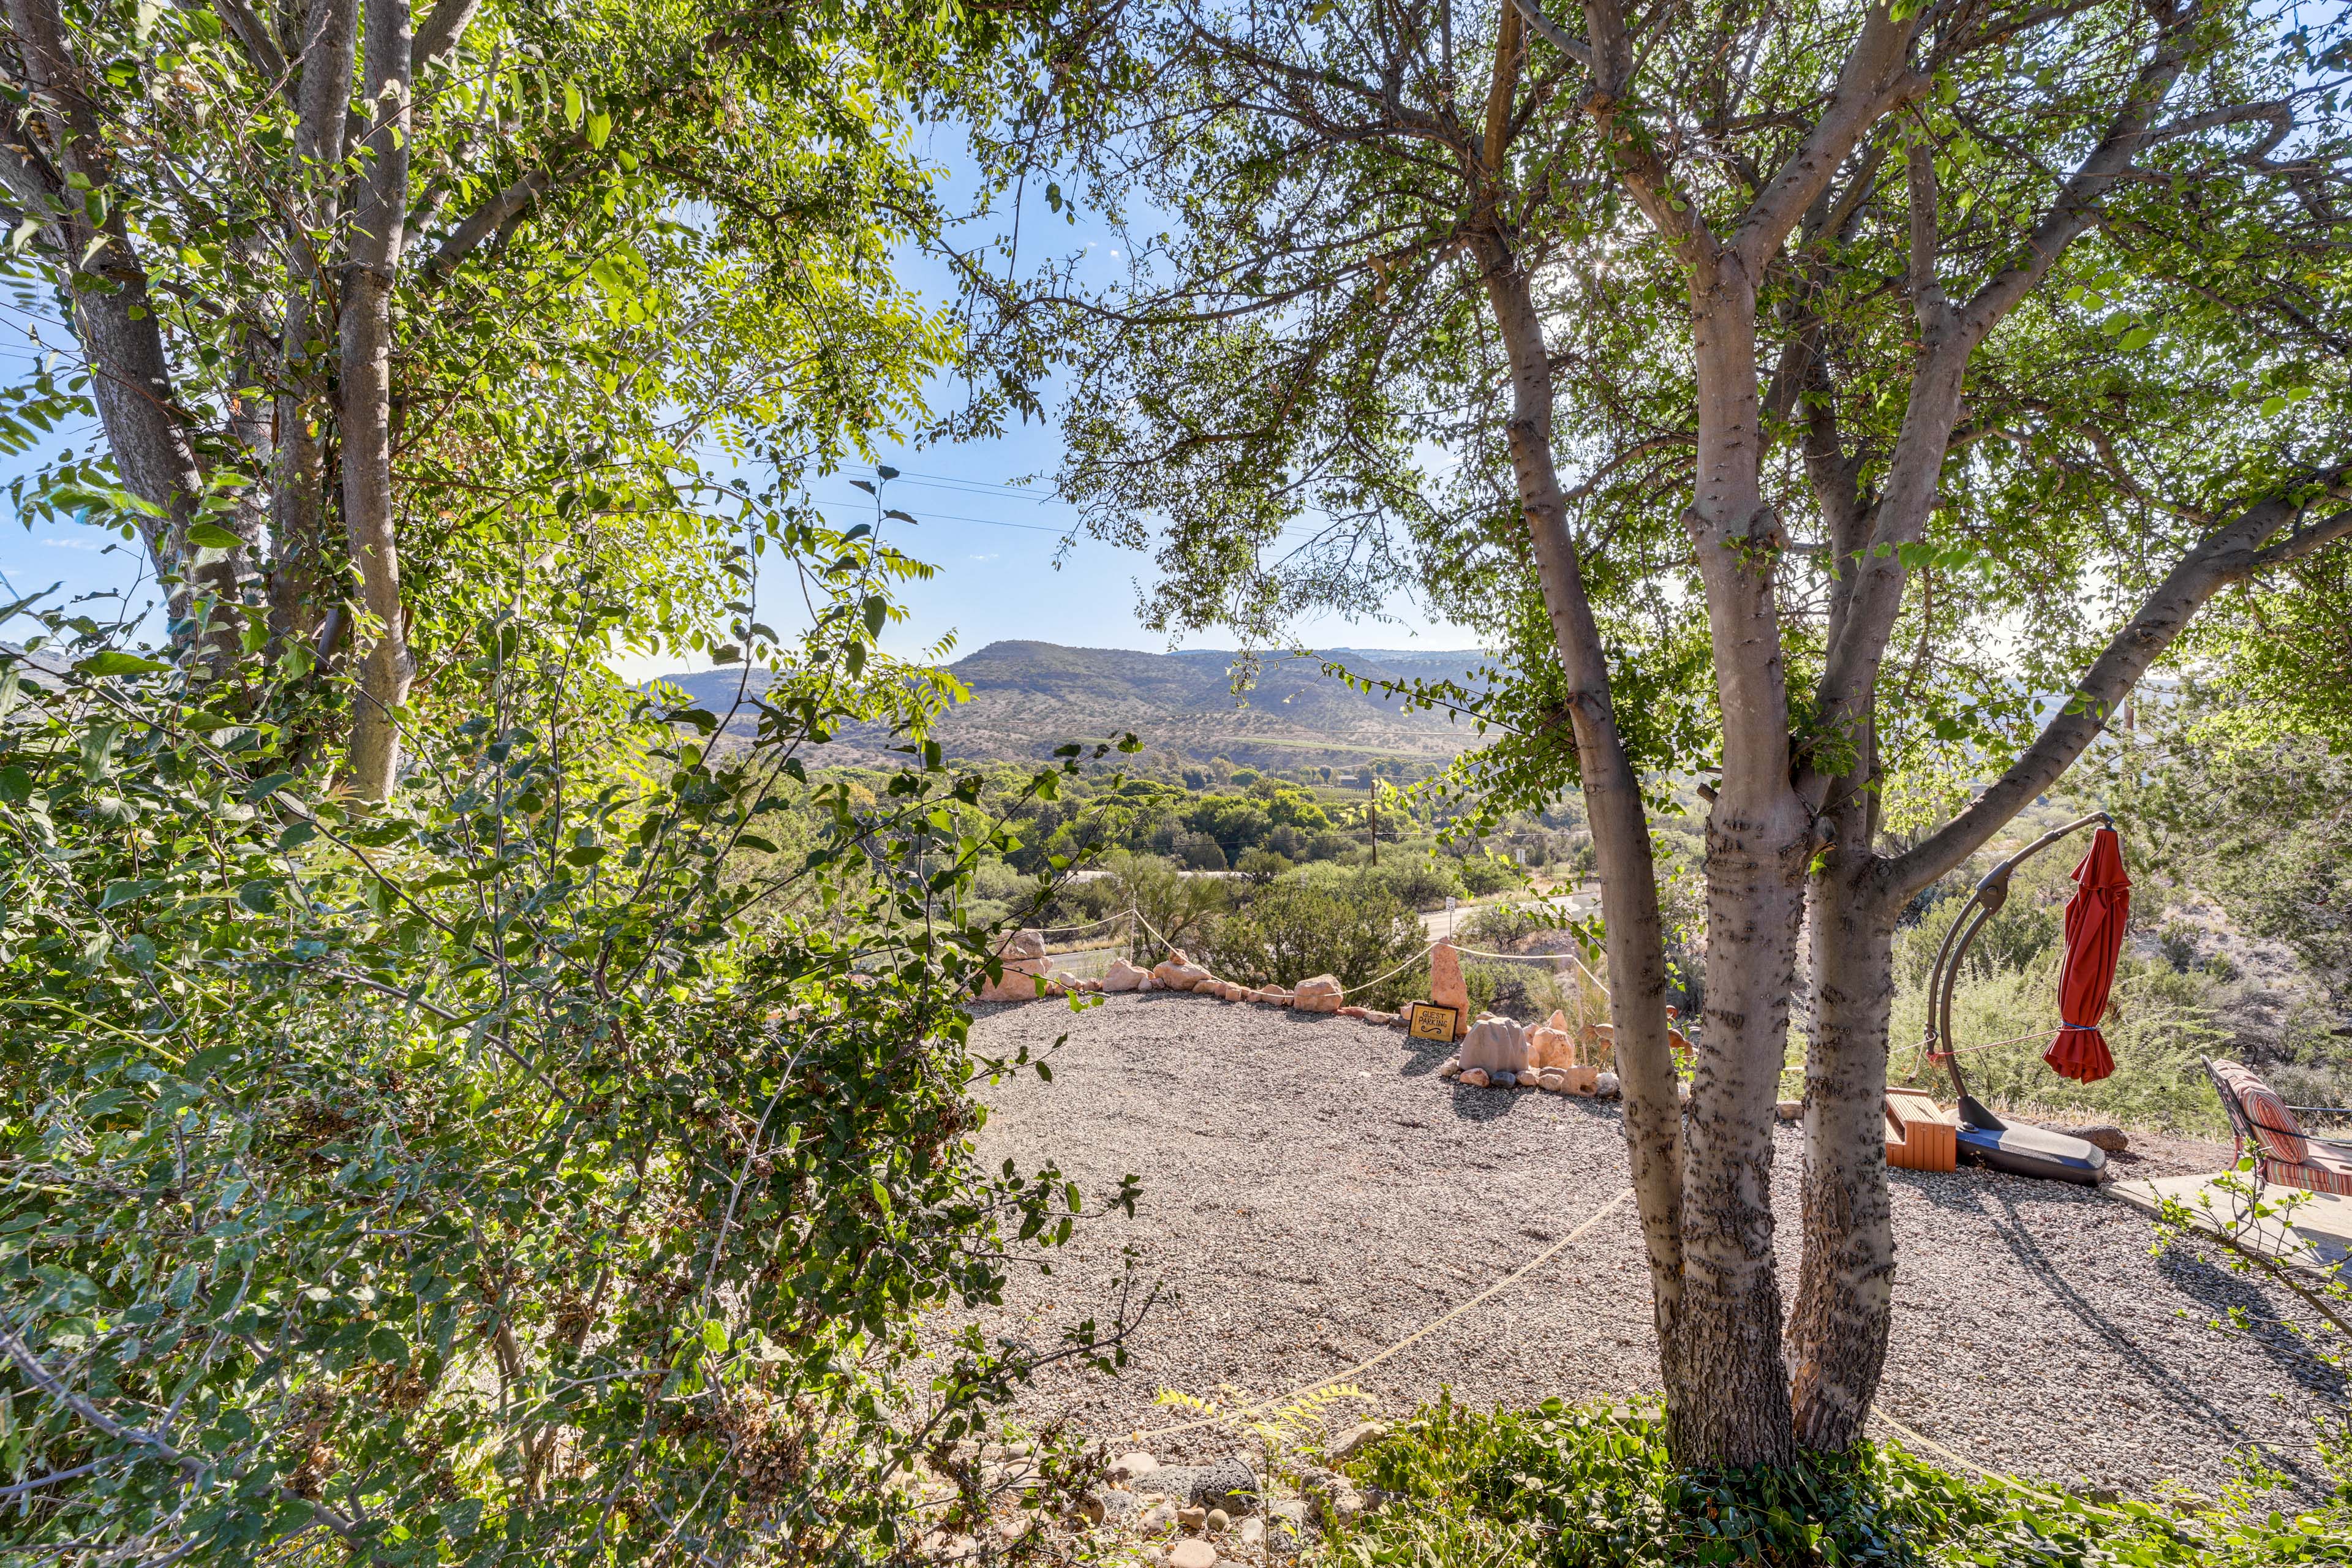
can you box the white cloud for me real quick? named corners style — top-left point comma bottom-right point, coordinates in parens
top-left (40, 537), bottom-right (102, 551)
top-left (968, 552), bottom-right (999, 562)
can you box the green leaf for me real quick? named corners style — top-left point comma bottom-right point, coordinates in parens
top-left (75, 651), bottom-right (170, 677)
top-left (236, 880), bottom-right (279, 914)
top-left (564, 82), bottom-right (584, 130)
top-left (186, 522), bottom-right (241, 549)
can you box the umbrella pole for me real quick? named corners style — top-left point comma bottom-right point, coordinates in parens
top-left (1920, 812), bottom-right (2114, 1106)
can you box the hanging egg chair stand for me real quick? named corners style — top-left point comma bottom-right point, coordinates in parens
top-left (1916, 812), bottom-right (2113, 1185)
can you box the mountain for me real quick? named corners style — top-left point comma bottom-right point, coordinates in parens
top-left (649, 640), bottom-right (1491, 769)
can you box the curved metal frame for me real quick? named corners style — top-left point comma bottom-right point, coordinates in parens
top-left (1918, 811), bottom-right (2113, 1105)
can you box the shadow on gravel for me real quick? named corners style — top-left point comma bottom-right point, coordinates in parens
top-left (1980, 1185), bottom-right (2337, 1493)
top-left (1398, 1039), bottom-right (1454, 1078)
top-left (1446, 1085), bottom-right (1528, 1123)
top-left (2158, 1248), bottom-right (2348, 1400)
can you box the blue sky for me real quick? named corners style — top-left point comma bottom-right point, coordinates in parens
top-left (0, 134), bottom-right (1478, 674)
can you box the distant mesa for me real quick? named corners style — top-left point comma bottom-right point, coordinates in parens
top-left (647, 639), bottom-right (1487, 767)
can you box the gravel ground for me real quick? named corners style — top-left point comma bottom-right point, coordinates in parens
top-left (954, 992), bottom-right (2346, 1503)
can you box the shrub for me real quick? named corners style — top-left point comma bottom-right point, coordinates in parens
top-left (1174, 831), bottom-right (1230, 870)
top-left (1370, 854), bottom-right (1464, 911)
top-left (1457, 851), bottom-right (1521, 897)
top-left (1333, 1397), bottom-right (2352, 1567)
top-left (1202, 871), bottom-right (1426, 1008)
top-left (0, 560), bottom-right (1128, 1562)
top-left (1235, 847), bottom-right (1294, 884)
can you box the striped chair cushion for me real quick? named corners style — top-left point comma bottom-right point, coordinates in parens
top-left (2266, 1144), bottom-right (2352, 1197)
top-left (2214, 1060), bottom-right (2308, 1164)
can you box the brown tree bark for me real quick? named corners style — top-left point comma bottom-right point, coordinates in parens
top-left (2, 0), bottom-right (228, 662)
top-left (1477, 235), bottom-right (1694, 1430)
top-left (339, 0), bottom-right (415, 798)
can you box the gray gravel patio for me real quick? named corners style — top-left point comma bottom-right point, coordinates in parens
top-left (953, 991), bottom-right (2346, 1504)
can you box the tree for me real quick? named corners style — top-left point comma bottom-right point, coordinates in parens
top-left (1009, 0), bottom-right (2352, 1461)
top-left (0, 0), bottom-right (983, 795)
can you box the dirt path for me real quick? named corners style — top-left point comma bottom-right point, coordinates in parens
top-left (955, 993), bottom-right (2344, 1502)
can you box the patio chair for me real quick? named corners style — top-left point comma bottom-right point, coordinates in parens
top-left (2204, 1057), bottom-right (2352, 1197)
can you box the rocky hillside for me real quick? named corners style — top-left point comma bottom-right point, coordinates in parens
top-left (650, 641), bottom-right (1488, 767)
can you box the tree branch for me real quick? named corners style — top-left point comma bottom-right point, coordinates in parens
top-left (1888, 463), bottom-right (2352, 895)
top-left (413, 0), bottom-right (479, 70)
top-left (419, 145), bottom-right (581, 281)
top-left (1509, 0), bottom-right (1591, 67)
top-left (1732, 10), bottom-right (1925, 270)
top-left (1953, 4), bottom-right (2201, 345)
top-left (204, 0), bottom-right (290, 88)
top-left (1482, 0), bottom-right (1524, 175)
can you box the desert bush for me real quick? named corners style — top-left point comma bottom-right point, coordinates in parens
top-left (1464, 960), bottom-right (1551, 1020)
top-left (1457, 852), bottom-right (1522, 897)
top-left (1235, 847), bottom-right (1294, 884)
top-left (1202, 871), bottom-right (1425, 1009)
top-left (1101, 850), bottom-right (1233, 960)
top-left (1366, 854), bottom-right (1463, 911)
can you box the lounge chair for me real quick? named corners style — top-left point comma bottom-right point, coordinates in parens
top-left (2204, 1057), bottom-right (2352, 1197)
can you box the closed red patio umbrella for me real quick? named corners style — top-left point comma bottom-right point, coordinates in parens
top-left (2046, 825), bottom-right (2129, 1084)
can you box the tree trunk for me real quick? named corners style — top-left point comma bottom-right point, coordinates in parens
top-left (1476, 238), bottom-right (1695, 1433)
top-left (1675, 247), bottom-right (1811, 1468)
top-left (339, 0), bottom-right (413, 799)
top-left (6, 0), bottom-right (228, 663)
top-left (1788, 778), bottom-right (1898, 1452)
top-left (268, 0), bottom-right (360, 657)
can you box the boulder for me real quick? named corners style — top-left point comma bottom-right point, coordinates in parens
top-left (1460, 1016), bottom-right (1531, 1076)
top-left (1436, 1056), bottom-right (1463, 1080)
top-left (1112, 1451), bottom-right (1159, 1482)
top-left (978, 968), bottom-right (1056, 1003)
top-left (1538, 1066), bottom-right (1569, 1093)
top-left (1362, 1009), bottom-right (1397, 1025)
top-left (1338, 1005), bottom-right (1370, 1020)
top-left (1493, 1070), bottom-right (1518, 1088)
top-left (1169, 1540), bottom-right (1216, 1568)
top-left (1293, 974), bottom-right (1344, 1013)
top-left (1775, 1099), bottom-right (1804, 1122)
top-left (1428, 941), bottom-right (1470, 1038)
top-left (1152, 954), bottom-right (1214, 991)
top-left (976, 928), bottom-right (1055, 1001)
top-left (1460, 1067), bottom-right (1490, 1088)
top-left (1327, 1421), bottom-right (1390, 1464)
top-left (2057, 1123), bottom-right (2130, 1152)
top-left (1525, 1023), bottom-right (1574, 1071)
top-left (1191, 1455), bottom-right (1259, 1514)
top-left (1102, 958), bottom-right (1150, 993)
top-left (1594, 1070), bottom-right (1620, 1098)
